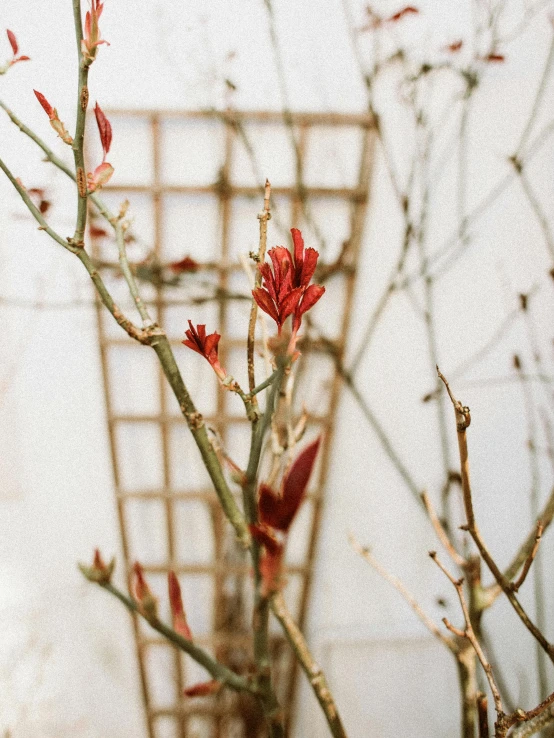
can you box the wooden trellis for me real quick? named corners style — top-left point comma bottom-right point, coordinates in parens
top-left (91, 109), bottom-right (375, 738)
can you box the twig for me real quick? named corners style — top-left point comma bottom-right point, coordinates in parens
top-left (98, 581), bottom-right (256, 694)
top-left (350, 534), bottom-right (456, 652)
top-left (70, 0), bottom-right (91, 247)
top-left (430, 551), bottom-right (504, 716)
top-left (271, 591), bottom-right (348, 738)
top-left (510, 522), bottom-right (543, 593)
top-left (477, 692), bottom-right (490, 738)
top-left (113, 214), bottom-right (154, 327)
top-left (247, 179), bottom-right (271, 396)
top-left (436, 367), bottom-right (554, 664)
top-left (421, 492), bottom-right (467, 568)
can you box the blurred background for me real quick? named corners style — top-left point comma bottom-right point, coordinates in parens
top-left (1, 1), bottom-right (553, 736)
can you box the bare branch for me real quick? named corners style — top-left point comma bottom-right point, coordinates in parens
top-left (350, 534), bottom-right (456, 652)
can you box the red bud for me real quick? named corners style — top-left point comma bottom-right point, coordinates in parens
top-left (168, 571), bottom-right (193, 641)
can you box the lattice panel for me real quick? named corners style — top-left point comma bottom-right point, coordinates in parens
top-left (91, 109), bottom-right (375, 738)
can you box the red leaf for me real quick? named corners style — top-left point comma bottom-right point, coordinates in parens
top-left (388, 6), bottom-right (419, 22)
top-left (259, 545), bottom-right (284, 595)
top-left (249, 523), bottom-right (282, 555)
top-left (168, 571), bottom-right (193, 641)
top-left (169, 255), bottom-right (200, 273)
top-left (94, 102), bottom-right (112, 156)
top-left (33, 90), bottom-right (54, 119)
top-left (7, 29), bottom-right (18, 56)
top-left (445, 40), bottom-right (463, 53)
top-left (485, 53), bottom-right (505, 62)
top-left (280, 437), bottom-right (321, 529)
top-left (184, 680), bottom-right (222, 697)
top-left (259, 438), bottom-right (321, 532)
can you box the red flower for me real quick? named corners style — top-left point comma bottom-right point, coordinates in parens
top-left (252, 228), bottom-right (325, 337)
top-left (168, 571), bottom-right (193, 641)
top-left (5, 30), bottom-right (30, 68)
top-left (182, 320), bottom-right (227, 381)
top-left (252, 438), bottom-right (321, 596)
top-left (82, 0), bottom-right (109, 64)
top-left (33, 90), bottom-right (73, 145)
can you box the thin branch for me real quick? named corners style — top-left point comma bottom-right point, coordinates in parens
top-left (436, 367), bottom-right (554, 664)
top-left (350, 534), bottom-right (456, 652)
top-left (0, 157), bottom-right (79, 252)
top-left (247, 179), bottom-right (271, 396)
top-left (98, 581), bottom-right (256, 694)
top-left (430, 551), bottom-right (504, 716)
top-left (271, 591), bottom-right (348, 738)
top-left (70, 0), bottom-right (90, 246)
top-left (113, 212), bottom-right (154, 326)
top-left (477, 692), bottom-right (490, 738)
top-left (421, 491), bottom-right (467, 568)
top-left (510, 522), bottom-right (543, 593)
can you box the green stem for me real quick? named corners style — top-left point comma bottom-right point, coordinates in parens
top-left (114, 219), bottom-right (154, 325)
top-left (71, 0), bottom-right (90, 246)
top-left (271, 592), bottom-right (348, 738)
top-left (241, 365), bottom-right (286, 735)
top-left (149, 333), bottom-right (250, 548)
top-left (100, 582), bottom-right (255, 694)
top-left (249, 368), bottom-right (280, 398)
top-left (0, 157), bottom-right (77, 252)
top-left (0, 99), bottom-right (112, 223)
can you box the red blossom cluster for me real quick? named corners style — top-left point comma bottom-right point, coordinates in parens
top-left (182, 320), bottom-right (227, 382)
top-left (252, 228), bottom-right (325, 345)
top-left (250, 437), bottom-right (321, 595)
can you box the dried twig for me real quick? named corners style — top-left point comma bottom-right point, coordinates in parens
top-left (436, 367), bottom-right (554, 664)
top-left (350, 534), bottom-right (456, 652)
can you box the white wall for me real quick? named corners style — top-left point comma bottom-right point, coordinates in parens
top-left (1, 1), bottom-right (553, 736)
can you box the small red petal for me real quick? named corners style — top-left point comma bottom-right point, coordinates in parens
top-left (297, 283), bottom-right (325, 317)
top-left (485, 53), bottom-right (505, 62)
top-left (279, 287), bottom-right (303, 322)
top-left (252, 288), bottom-right (280, 324)
top-left (300, 247), bottom-right (319, 287)
top-left (7, 29), bottom-right (18, 56)
top-left (184, 680), bottom-right (222, 697)
top-left (290, 228), bottom-right (305, 270)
